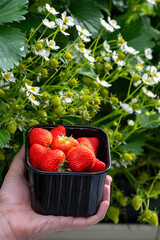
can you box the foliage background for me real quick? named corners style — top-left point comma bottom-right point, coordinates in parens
top-left (0, 0), bottom-right (160, 225)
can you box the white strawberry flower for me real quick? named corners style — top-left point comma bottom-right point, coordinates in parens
top-left (37, 49), bottom-right (50, 61)
top-left (96, 77), bottom-right (112, 87)
top-left (61, 11), bottom-right (74, 26)
top-left (83, 49), bottom-right (95, 62)
top-left (146, 66), bottom-right (160, 83)
top-left (147, 0), bottom-right (156, 4)
top-left (100, 18), bottom-right (114, 32)
top-left (42, 19), bottom-right (56, 29)
top-left (108, 16), bottom-right (121, 29)
top-left (2, 72), bottom-right (15, 82)
top-left (112, 51), bottom-right (125, 66)
top-left (142, 87), bottom-right (156, 98)
top-left (145, 48), bottom-right (152, 60)
top-left (56, 18), bottom-right (70, 35)
top-left (45, 4), bottom-right (59, 15)
top-left (46, 39), bottom-right (60, 50)
top-left (120, 102), bottom-right (133, 114)
top-left (121, 42), bottom-right (139, 55)
top-left (76, 25), bottom-right (92, 37)
top-left (25, 83), bottom-right (42, 96)
top-left (127, 120), bottom-right (135, 126)
top-left (142, 73), bottom-right (155, 85)
top-left (103, 40), bottom-right (112, 53)
top-left (28, 95), bottom-right (40, 106)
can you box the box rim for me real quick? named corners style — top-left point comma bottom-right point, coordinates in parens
top-left (25, 124), bottom-right (111, 176)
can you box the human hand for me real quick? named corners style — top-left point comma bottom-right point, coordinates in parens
top-left (0, 145), bottom-right (112, 240)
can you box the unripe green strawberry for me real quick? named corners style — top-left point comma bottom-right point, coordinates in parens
top-left (147, 212), bottom-right (159, 226)
top-left (41, 68), bottom-right (48, 76)
top-left (49, 59), bottom-right (58, 68)
top-left (133, 103), bottom-right (139, 110)
top-left (101, 89), bottom-right (109, 99)
top-left (38, 109), bottom-right (47, 121)
top-left (68, 108), bottom-right (75, 114)
top-left (95, 62), bottom-right (103, 72)
top-left (0, 89), bottom-right (5, 99)
top-left (22, 79), bottom-right (33, 87)
top-left (6, 122), bottom-right (17, 134)
top-left (118, 51), bottom-right (125, 60)
top-left (35, 42), bottom-right (43, 51)
top-left (94, 96), bottom-right (101, 104)
top-left (17, 63), bottom-right (25, 72)
top-left (82, 76), bottom-right (92, 86)
top-left (132, 74), bottom-right (141, 83)
top-left (131, 195), bottom-right (143, 211)
top-left (50, 96), bottom-right (61, 106)
top-left (28, 120), bottom-right (39, 128)
top-left (0, 151), bottom-right (5, 161)
top-left (119, 196), bottom-right (127, 207)
top-left (64, 52), bottom-right (73, 60)
top-left (104, 63), bottom-right (113, 71)
top-left (106, 206), bottom-right (120, 224)
top-left (110, 96), bottom-right (119, 105)
top-left (41, 91), bottom-right (51, 101)
top-left (142, 210), bottom-right (159, 226)
top-left (81, 95), bottom-right (90, 102)
top-left (123, 153), bottom-right (133, 162)
top-left (115, 132), bottom-right (122, 141)
top-left (53, 105), bottom-right (65, 115)
top-left (69, 78), bottom-right (78, 87)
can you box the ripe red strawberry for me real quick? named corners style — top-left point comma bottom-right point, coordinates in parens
top-left (29, 143), bottom-right (52, 168)
top-left (51, 136), bottom-right (79, 154)
top-left (29, 128), bottom-right (52, 147)
top-left (89, 158), bottom-right (106, 172)
top-left (50, 126), bottom-right (66, 140)
top-left (77, 137), bottom-right (99, 156)
top-left (37, 149), bottom-right (65, 171)
top-left (66, 145), bottom-right (96, 172)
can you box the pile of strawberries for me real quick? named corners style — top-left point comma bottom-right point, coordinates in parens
top-left (28, 126), bottom-right (106, 172)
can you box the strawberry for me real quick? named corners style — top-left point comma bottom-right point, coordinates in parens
top-left (77, 137), bottom-right (99, 156)
top-left (50, 125), bottom-right (66, 140)
top-left (66, 145), bottom-right (96, 172)
top-left (51, 136), bottom-right (79, 154)
top-left (89, 158), bottom-right (106, 172)
top-left (29, 143), bottom-right (52, 168)
top-left (37, 149), bottom-right (65, 171)
top-left (29, 128), bottom-right (52, 147)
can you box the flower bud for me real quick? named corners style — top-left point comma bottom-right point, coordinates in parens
top-left (64, 52), bottom-right (73, 60)
top-left (49, 59), bottom-right (59, 68)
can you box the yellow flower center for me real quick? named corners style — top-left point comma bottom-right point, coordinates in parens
top-left (146, 90), bottom-right (151, 94)
top-left (137, 63), bottom-right (143, 68)
top-left (64, 17), bottom-right (69, 23)
top-left (49, 42), bottom-right (54, 46)
top-left (30, 96), bottom-right (36, 101)
top-left (31, 87), bottom-right (36, 92)
top-left (145, 78), bottom-right (151, 83)
top-left (62, 26), bottom-right (66, 31)
top-left (4, 72), bottom-right (10, 80)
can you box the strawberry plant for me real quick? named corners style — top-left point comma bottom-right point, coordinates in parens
top-left (0, 0), bottom-right (160, 225)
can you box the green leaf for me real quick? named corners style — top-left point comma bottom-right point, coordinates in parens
top-left (0, 0), bottom-right (28, 24)
top-left (120, 17), bottom-right (160, 51)
top-left (0, 25), bottom-right (29, 71)
top-left (0, 129), bottom-right (10, 148)
top-left (94, 0), bottom-right (110, 14)
top-left (78, 65), bottom-right (97, 79)
top-left (139, 111), bottom-right (159, 129)
top-left (119, 133), bottom-right (145, 156)
top-left (69, 0), bottom-right (103, 38)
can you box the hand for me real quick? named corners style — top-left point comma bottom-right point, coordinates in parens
top-left (0, 145), bottom-right (112, 240)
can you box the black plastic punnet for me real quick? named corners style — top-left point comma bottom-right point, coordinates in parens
top-left (25, 124), bottom-right (111, 217)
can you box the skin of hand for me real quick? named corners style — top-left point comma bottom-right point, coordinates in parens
top-left (0, 145), bottom-right (112, 240)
